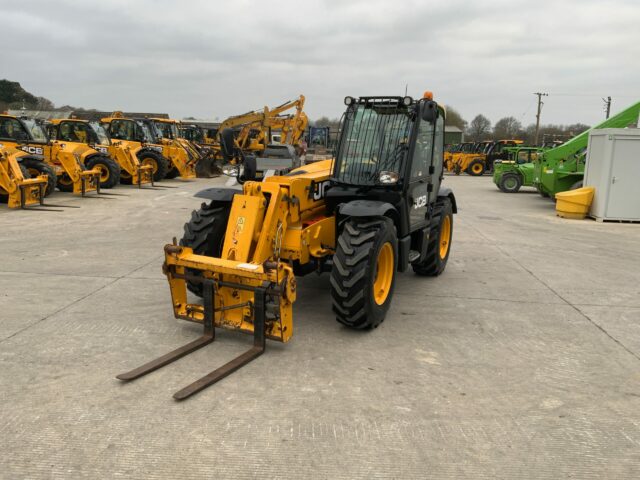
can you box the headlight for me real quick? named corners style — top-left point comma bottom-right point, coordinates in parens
top-left (379, 171), bottom-right (399, 184)
top-left (222, 164), bottom-right (239, 177)
top-left (402, 96), bottom-right (413, 106)
top-left (344, 96), bottom-right (355, 106)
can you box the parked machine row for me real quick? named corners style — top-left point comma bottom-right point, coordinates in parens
top-left (0, 96), bottom-right (310, 209)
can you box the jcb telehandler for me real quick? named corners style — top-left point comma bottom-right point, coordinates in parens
top-left (141, 118), bottom-right (198, 179)
top-left (118, 92), bottom-right (457, 400)
top-left (0, 114), bottom-right (108, 195)
top-left (49, 118), bottom-right (154, 187)
top-left (101, 113), bottom-right (171, 182)
top-left (0, 144), bottom-right (49, 208)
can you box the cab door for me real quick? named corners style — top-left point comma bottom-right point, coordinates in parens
top-left (407, 113), bottom-right (444, 229)
top-left (407, 118), bottom-right (435, 229)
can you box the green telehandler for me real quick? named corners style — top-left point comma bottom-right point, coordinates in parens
top-left (533, 101), bottom-right (640, 198)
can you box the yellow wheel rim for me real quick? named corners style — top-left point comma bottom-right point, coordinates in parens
top-left (472, 163), bottom-right (483, 174)
top-left (94, 164), bottom-right (109, 182)
top-left (373, 242), bottom-right (394, 305)
top-left (439, 215), bottom-right (451, 259)
top-left (142, 159), bottom-right (158, 174)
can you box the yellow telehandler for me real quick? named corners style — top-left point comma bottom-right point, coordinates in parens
top-left (49, 118), bottom-right (154, 187)
top-left (0, 114), bottom-right (108, 195)
top-left (0, 144), bottom-right (49, 209)
top-left (101, 113), bottom-right (171, 182)
top-left (118, 92), bottom-right (457, 400)
top-left (139, 118), bottom-right (198, 180)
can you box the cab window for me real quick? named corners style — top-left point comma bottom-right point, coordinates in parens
top-left (0, 117), bottom-right (29, 141)
top-left (411, 119), bottom-right (434, 179)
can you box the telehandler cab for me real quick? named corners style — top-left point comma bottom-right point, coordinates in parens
top-left (118, 93), bottom-right (457, 400)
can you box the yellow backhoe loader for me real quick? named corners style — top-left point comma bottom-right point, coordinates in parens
top-left (118, 92), bottom-right (457, 400)
top-left (0, 144), bottom-right (49, 209)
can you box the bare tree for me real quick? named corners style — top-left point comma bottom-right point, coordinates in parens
top-left (493, 116), bottom-right (523, 139)
top-left (444, 106), bottom-right (467, 131)
top-left (468, 114), bottom-right (491, 141)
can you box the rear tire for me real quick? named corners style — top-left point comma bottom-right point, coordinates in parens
top-left (86, 155), bottom-right (120, 189)
top-left (21, 158), bottom-right (56, 196)
top-left (330, 217), bottom-right (397, 329)
top-left (179, 202), bottom-right (231, 297)
top-left (467, 159), bottom-right (485, 176)
top-left (138, 150), bottom-right (169, 182)
top-left (499, 173), bottom-right (522, 193)
top-left (413, 197), bottom-right (453, 276)
top-left (164, 166), bottom-right (179, 179)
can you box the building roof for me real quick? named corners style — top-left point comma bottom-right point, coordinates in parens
top-left (445, 126), bottom-right (463, 133)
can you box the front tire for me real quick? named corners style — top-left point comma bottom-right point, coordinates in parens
top-left (179, 202), bottom-right (231, 297)
top-left (330, 217), bottom-right (397, 329)
top-left (412, 197), bottom-right (453, 276)
top-left (467, 159), bottom-right (485, 176)
top-left (499, 173), bottom-right (522, 193)
top-left (86, 155), bottom-right (120, 189)
top-left (138, 150), bottom-right (169, 182)
top-left (21, 158), bottom-right (56, 196)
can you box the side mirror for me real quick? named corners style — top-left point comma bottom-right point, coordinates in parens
top-left (421, 100), bottom-right (438, 123)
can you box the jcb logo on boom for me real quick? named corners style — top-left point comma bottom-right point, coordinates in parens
top-left (94, 146), bottom-right (108, 154)
top-left (413, 195), bottom-right (427, 209)
top-left (21, 146), bottom-right (44, 155)
top-left (312, 180), bottom-right (331, 201)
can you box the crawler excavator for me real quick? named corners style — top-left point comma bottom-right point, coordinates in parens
top-left (117, 92), bottom-right (457, 400)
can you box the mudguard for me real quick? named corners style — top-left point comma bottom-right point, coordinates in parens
top-left (438, 186), bottom-right (457, 213)
top-left (194, 187), bottom-right (239, 203)
top-left (339, 199), bottom-right (397, 219)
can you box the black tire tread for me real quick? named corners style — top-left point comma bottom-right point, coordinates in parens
top-left (330, 217), bottom-right (396, 330)
top-left (412, 198), bottom-right (453, 276)
top-left (179, 203), bottom-right (230, 297)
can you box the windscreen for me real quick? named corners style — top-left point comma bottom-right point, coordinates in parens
top-left (22, 119), bottom-right (48, 142)
top-left (333, 102), bottom-right (412, 186)
top-left (90, 122), bottom-right (111, 145)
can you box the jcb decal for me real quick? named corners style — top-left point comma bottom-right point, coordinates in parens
top-left (95, 146), bottom-right (108, 154)
top-left (312, 180), bottom-right (331, 201)
top-left (413, 195), bottom-right (427, 209)
top-left (21, 146), bottom-right (44, 155)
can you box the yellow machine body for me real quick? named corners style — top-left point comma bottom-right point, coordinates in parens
top-left (50, 118), bottom-right (153, 186)
top-left (150, 118), bottom-right (197, 179)
top-left (0, 115), bottom-right (101, 195)
top-left (0, 145), bottom-right (48, 208)
top-left (163, 159), bottom-right (334, 342)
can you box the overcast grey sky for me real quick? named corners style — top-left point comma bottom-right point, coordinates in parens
top-left (2, 0), bottom-right (638, 126)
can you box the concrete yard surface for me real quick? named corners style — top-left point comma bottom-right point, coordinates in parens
top-left (1, 175), bottom-right (639, 479)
